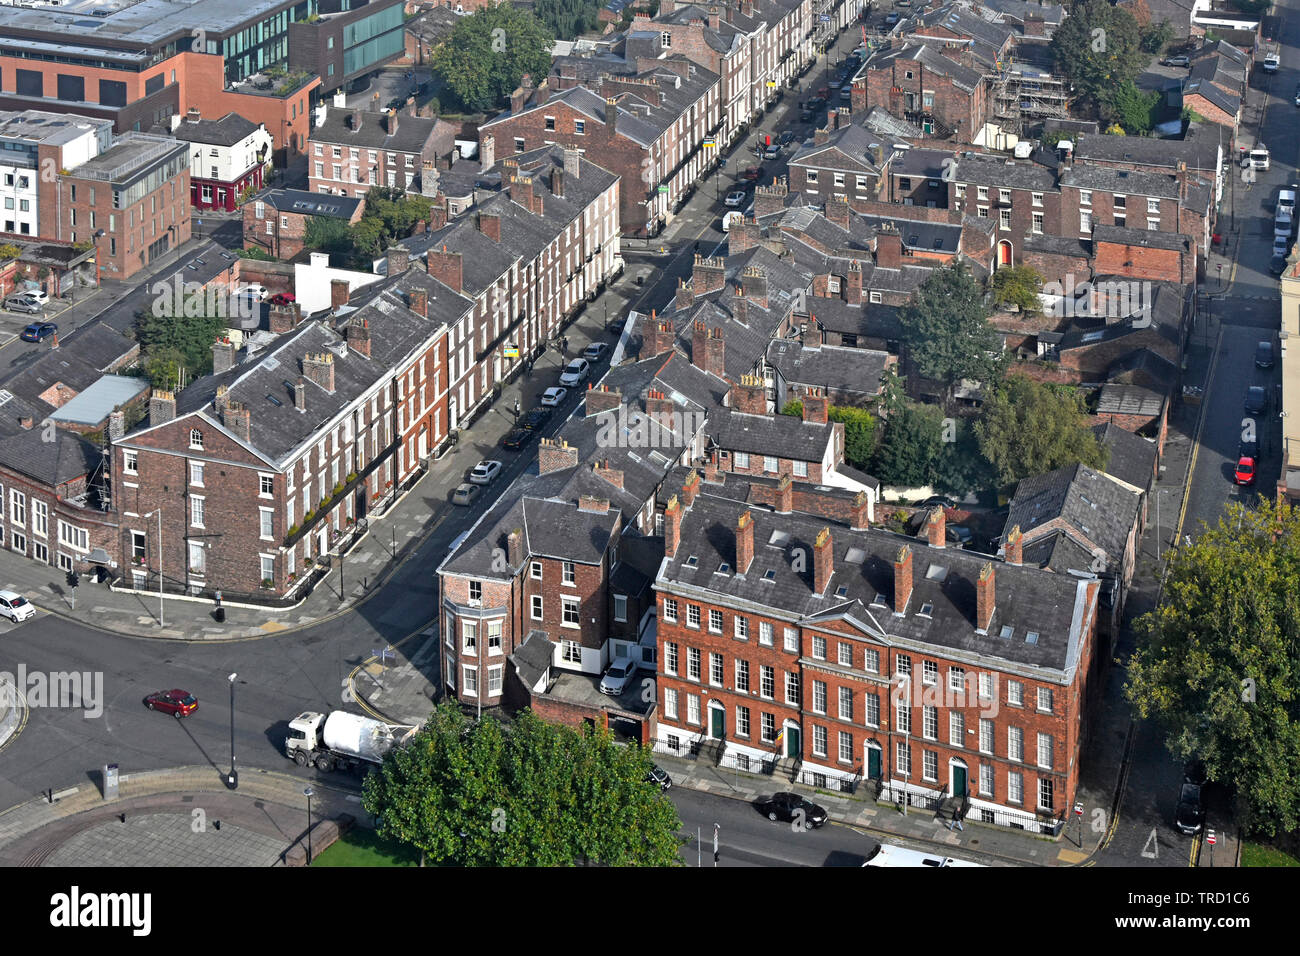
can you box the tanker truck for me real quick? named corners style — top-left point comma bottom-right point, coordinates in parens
top-left (285, 710), bottom-right (419, 774)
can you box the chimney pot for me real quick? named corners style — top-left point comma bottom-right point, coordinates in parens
top-left (894, 545), bottom-right (913, 614)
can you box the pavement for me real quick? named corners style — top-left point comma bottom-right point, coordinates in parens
top-left (0, 764), bottom-right (366, 867)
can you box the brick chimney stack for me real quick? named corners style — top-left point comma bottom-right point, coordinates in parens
top-left (427, 245), bottom-right (463, 293)
top-left (480, 134), bottom-right (496, 174)
top-left (222, 401), bottom-right (251, 444)
top-left (302, 352), bottom-right (335, 392)
top-left (478, 211), bottom-right (501, 242)
top-left (212, 337), bottom-right (235, 374)
top-left (681, 469), bottom-right (701, 507)
top-left (692, 255), bottom-right (726, 295)
top-left (704, 327), bottom-right (726, 378)
top-left (330, 278), bottom-right (350, 311)
top-left (894, 545), bottom-right (913, 614)
top-left (593, 458), bottom-right (625, 490)
top-left (776, 474), bottom-right (793, 513)
top-left (347, 317), bottom-right (372, 357)
top-left (585, 383), bottom-right (622, 416)
top-left (664, 494), bottom-right (682, 557)
top-left (976, 562), bottom-right (996, 632)
top-left (876, 226), bottom-right (903, 269)
top-left (926, 506), bottom-right (946, 548)
top-left (735, 510), bottom-right (754, 574)
top-left (742, 266), bottom-right (768, 307)
top-left (643, 312), bottom-right (675, 356)
top-left (732, 286), bottom-right (748, 326)
top-left (813, 527), bottom-right (833, 595)
top-left (825, 198), bottom-right (850, 230)
top-left (295, 375), bottom-right (307, 411)
top-left (846, 259), bottom-right (863, 305)
top-left (851, 490), bottom-right (870, 530)
top-left (508, 528), bottom-right (524, 569)
top-left (408, 288), bottom-right (428, 318)
top-left (1004, 525), bottom-right (1023, 565)
top-left (150, 390), bottom-right (176, 425)
top-left (605, 97), bottom-right (619, 137)
top-left (538, 437), bottom-right (579, 474)
top-left (386, 246), bottom-right (410, 276)
top-left (802, 388), bottom-right (829, 425)
top-left (551, 165), bottom-right (565, 199)
top-left (645, 387), bottom-right (674, 426)
top-left (730, 373), bottom-right (767, 415)
top-left (108, 410), bottom-right (125, 442)
top-left (269, 301), bottom-right (302, 334)
top-left (676, 278), bottom-right (693, 312)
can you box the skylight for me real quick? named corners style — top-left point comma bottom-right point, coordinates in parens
top-left (845, 547), bottom-right (866, 565)
top-left (763, 569), bottom-right (777, 582)
top-left (872, 593), bottom-right (887, 606)
top-left (918, 602), bottom-right (934, 617)
top-left (768, 530), bottom-right (790, 548)
top-left (836, 586), bottom-right (849, 597)
top-left (999, 625), bottom-right (1014, 640)
top-left (685, 555), bottom-right (698, 567)
top-left (1025, 631), bottom-right (1040, 644)
top-left (716, 562), bottom-right (731, 574)
top-left (925, 564), bottom-right (948, 582)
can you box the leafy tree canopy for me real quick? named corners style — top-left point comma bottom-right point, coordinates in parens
top-left (534, 0), bottom-right (603, 40)
top-left (780, 400), bottom-right (877, 471)
top-left (1050, 1), bottom-right (1147, 115)
top-left (431, 6), bottom-right (555, 114)
top-left (989, 265), bottom-right (1043, 313)
top-left (363, 703), bottom-right (682, 865)
top-left (1127, 502), bottom-right (1300, 837)
top-left (135, 296), bottom-right (230, 381)
top-left (871, 402), bottom-right (946, 488)
top-left (1107, 80), bottom-right (1163, 135)
top-left (974, 374), bottom-right (1108, 486)
top-left (898, 264), bottom-right (1005, 396)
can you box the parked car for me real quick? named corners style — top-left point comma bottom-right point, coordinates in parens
top-left (519, 406), bottom-right (552, 430)
top-left (1271, 254), bottom-right (1289, 276)
top-left (1235, 455), bottom-right (1256, 486)
top-left (451, 482), bottom-right (481, 506)
top-left (645, 764), bottom-right (673, 790)
top-left (144, 689), bottom-right (199, 718)
top-left (1276, 211), bottom-right (1294, 242)
top-left (4, 295), bottom-right (43, 314)
top-left (840, 87), bottom-right (853, 100)
top-left (1246, 386), bottom-right (1268, 415)
top-left (800, 108), bottom-right (816, 121)
top-left (1273, 237), bottom-right (1290, 258)
top-left (598, 657), bottom-right (640, 695)
top-left (763, 144), bottom-right (780, 160)
top-left (740, 165), bottom-right (762, 181)
top-left (559, 358), bottom-right (590, 387)
top-left (1163, 55), bottom-right (1190, 67)
top-left (1278, 188), bottom-right (1296, 217)
top-left (884, 11), bottom-right (901, 24)
top-left (1174, 782), bottom-right (1205, 835)
top-left (948, 525), bottom-right (973, 546)
top-left (541, 386), bottom-right (568, 407)
top-left (724, 190), bottom-right (748, 207)
top-left (268, 292), bottom-right (295, 305)
top-left (500, 428), bottom-right (532, 451)
top-left (1256, 340), bottom-right (1275, 368)
top-left (583, 342), bottom-right (609, 362)
top-left (19, 321), bottom-right (57, 342)
top-left (1184, 759), bottom-right (1208, 786)
top-left (0, 590), bottom-right (35, 623)
top-left (778, 130), bottom-right (795, 146)
top-left (468, 459), bottom-right (503, 485)
top-left (919, 494), bottom-right (955, 509)
top-left (16, 288), bottom-right (49, 306)
top-left (757, 792), bottom-right (828, 828)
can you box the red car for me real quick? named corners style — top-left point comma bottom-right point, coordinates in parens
top-left (1234, 456), bottom-right (1256, 485)
top-left (269, 292), bottom-right (296, 305)
top-left (144, 689), bottom-right (198, 718)
top-left (740, 166), bottom-right (762, 181)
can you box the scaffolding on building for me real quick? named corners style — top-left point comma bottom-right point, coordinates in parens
top-left (988, 56), bottom-right (1070, 135)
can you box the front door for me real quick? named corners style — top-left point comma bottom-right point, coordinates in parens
top-left (418, 427), bottom-right (428, 460)
top-left (786, 725), bottom-right (801, 757)
top-left (952, 764), bottom-right (968, 798)
top-left (867, 745), bottom-right (882, 780)
top-left (709, 705), bottom-right (724, 739)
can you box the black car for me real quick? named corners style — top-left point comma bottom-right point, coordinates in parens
top-left (500, 428), bottom-right (533, 450)
top-left (1271, 254), bottom-right (1289, 277)
top-left (757, 791), bottom-right (828, 828)
top-left (1246, 385), bottom-right (1268, 415)
top-left (778, 130), bottom-right (795, 146)
top-left (1256, 340), bottom-right (1275, 369)
top-left (19, 321), bottom-right (57, 343)
top-left (1240, 436), bottom-right (1258, 461)
top-left (645, 765), bottom-right (672, 790)
top-left (1184, 759), bottom-right (1208, 786)
top-left (519, 406), bottom-right (552, 431)
top-left (1174, 782), bottom-right (1205, 835)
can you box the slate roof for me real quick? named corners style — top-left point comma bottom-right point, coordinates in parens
top-left (861, 107), bottom-right (926, 143)
top-left (789, 124), bottom-right (888, 174)
top-left (1072, 129), bottom-right (1222, 175)
top-left (810, 300), bottom-right (904, 342)
top-left (1180, 78), bottom-right (1241, 118)
top-left (57, 322), bottom-right (138, 371)
top-left (511, 631), bottom-right (557, 689)
top-left (1060, 163), bottom-right (1206, 201)
top-left (311, 109), bottom-right (450, 154)
top-left (172, 112), bottom-right (260, 147)
top-left (261, 188), bottom-right (363, 221)
top-left (1005, 464), bottom-right (1141, 565)
top-left (892, 146), bottom-right (951, 178)
top-left (661, 488), bottom-right (1096, 674)
top-left (709, 406), bottom-right (835, 462)
top-left (0, 426), bottom-right (102, 487)
top-left (866, 41), bottom-right (984, 93)
top-left (1096, 383), bottom-right (1166, 418)
top-left (766, 339), bottom-right (890, 396)
top-left (953, 152), bottom-right (1058, 191)
top-left (1091, 223), bottom-right (1192, 254)
top-left (1092, 421), bottom-right (1157, 493)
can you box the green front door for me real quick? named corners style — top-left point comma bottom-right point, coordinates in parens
top-left (867, 746), bottom-right (882, 780)
top-left (710, 706), bottom-right (724, 739)
top-left (953, 765), bottom-right (968, 798)
top-left (786, 726), bottom-right (801, 757)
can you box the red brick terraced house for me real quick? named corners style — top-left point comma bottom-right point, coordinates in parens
top-left (308, 106), bottom-right (454, 198)
top-left (112, 266), bottom-right (460, 599)
top-left (483, 59), bottom-right (719, 237)
top-left (860, 41), bottom-right (989, 141)
top-left (242, 188), bottom-right (365, 261)
top-left (654, 486), bottom-right (1104, 834)
top-left (402, 145), bottom-right (621, 431)
top-left (947, 149), bottom-right (1061, 269)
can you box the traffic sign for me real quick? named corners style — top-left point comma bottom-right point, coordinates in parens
top-left (703, 139), bottom-right (716, 147)
top-left (657, 185), bottom-right (669, 193)
top-left (1073, 802), bottom-right (1083, 816)
top-left (819, 13), bottom-right (831, 20)
top-left (1207, 830), bottom-right (1217, 846)
top-left (503, 346), bottom-right (520, 358)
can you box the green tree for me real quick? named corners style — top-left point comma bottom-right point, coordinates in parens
top-left (431, 6), bottom-right (555, 114)
top-left (872, 402), bottom-right (945, 487)
top-left (304, 216), bottom-right (354, 260)
top-left (831, 405), bottom-right (877, 470)
top-left (988, 265), bottom-right (1043, 313)
top-left (974, 374), bottom-right (1108, 486)
top-left (144, 348), bottom-right (184, 390)
top-left (1127, 502), bottom-right (1300, 837)
top-left (135, 298), bottom-right (230, 379)
top-left (1140, 19), bottom-right (1175, 54)
top-left (1050, 1), bottom-right (1147, 115)
top-left (534, 0), bottom-right (603, 40)
top-left (931, 416), bottom-right (997, 498)
top-left (1108, 80), bottom-right (1163, 134)
top-left (363, 702), bottom-right (681, 865)
top-left (898, 264), bottom-right (1005, 400)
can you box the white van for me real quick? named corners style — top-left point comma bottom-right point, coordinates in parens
top-left (1242, 146), bottom-right (1270, 170)
top-left (1278, 188), bottom-right (1296, 219)
top-left (862, 843), bottom-right (986, 867)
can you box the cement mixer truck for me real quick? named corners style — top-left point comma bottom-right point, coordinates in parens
top-left (285, 710), bottom-right (419, 774)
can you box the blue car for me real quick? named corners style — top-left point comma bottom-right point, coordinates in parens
top-left (20, 322), bottom-right (57, 343)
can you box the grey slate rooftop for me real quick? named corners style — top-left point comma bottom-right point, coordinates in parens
top-left (766, 339), bottom-right (891, 397)
top-left (311, 109), bottom-right (448, 154)
top-left (259, 189), bottom-right (363, 221)
top-left (1005, 464), bottom-right (1141, 567)
top-left (171, 112), bottom-right (261, 148)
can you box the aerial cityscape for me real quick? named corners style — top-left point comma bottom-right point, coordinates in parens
top-left (0, 0), bottom-right (1288, 904)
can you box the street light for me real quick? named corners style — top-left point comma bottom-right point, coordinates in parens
top-left (143, 508), bottom-right (164, 627)
top-left (227, 673), bottom-right (238, 789)
top-left (92, 229), bottom-right (106, 287)
top-left (303, 786), bottom-right (314, 865)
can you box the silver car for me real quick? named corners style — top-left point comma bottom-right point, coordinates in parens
top-left (4, 295), bottom-right (42, 314)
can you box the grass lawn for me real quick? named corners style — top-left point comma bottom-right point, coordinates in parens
top-left (1241, 842), bottom-right (1300, 867)
top-left (312, 827), bottom-right (421, 867)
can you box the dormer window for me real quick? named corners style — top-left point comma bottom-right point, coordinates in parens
top-left (685, 555), bottom-right (698, 567)
top-left (763, 569), bottom-right (777, 582)
top-left (918, 602), bottom-right (934, 617)
top-left (716, 562), bottom-right (731, 574)
top-left (871, 593), bottom-right (887, 607)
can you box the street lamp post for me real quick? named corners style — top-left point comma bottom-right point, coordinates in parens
top-left (303, 786), bottom-right (314, 865)
top-left (144, 508), bottom-right (164, 627)
top-left (92, 229), bottom-right (106, 287)
top-left (227, 673), bottom-right (238, 789)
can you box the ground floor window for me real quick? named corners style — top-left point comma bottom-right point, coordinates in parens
top-left (57, 552), bottom-right (73, 572)
top-left (561, 640), bottom-right (581, 663)
top-left (33, 541), bottom-right (47, 564)
top-left (10, 531), bottom-right (24, 554)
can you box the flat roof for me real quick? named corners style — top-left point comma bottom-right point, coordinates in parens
top-left (49, 374), bottom-right (149, 425)
top-left (0, 0), bottom-right (298, 49)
